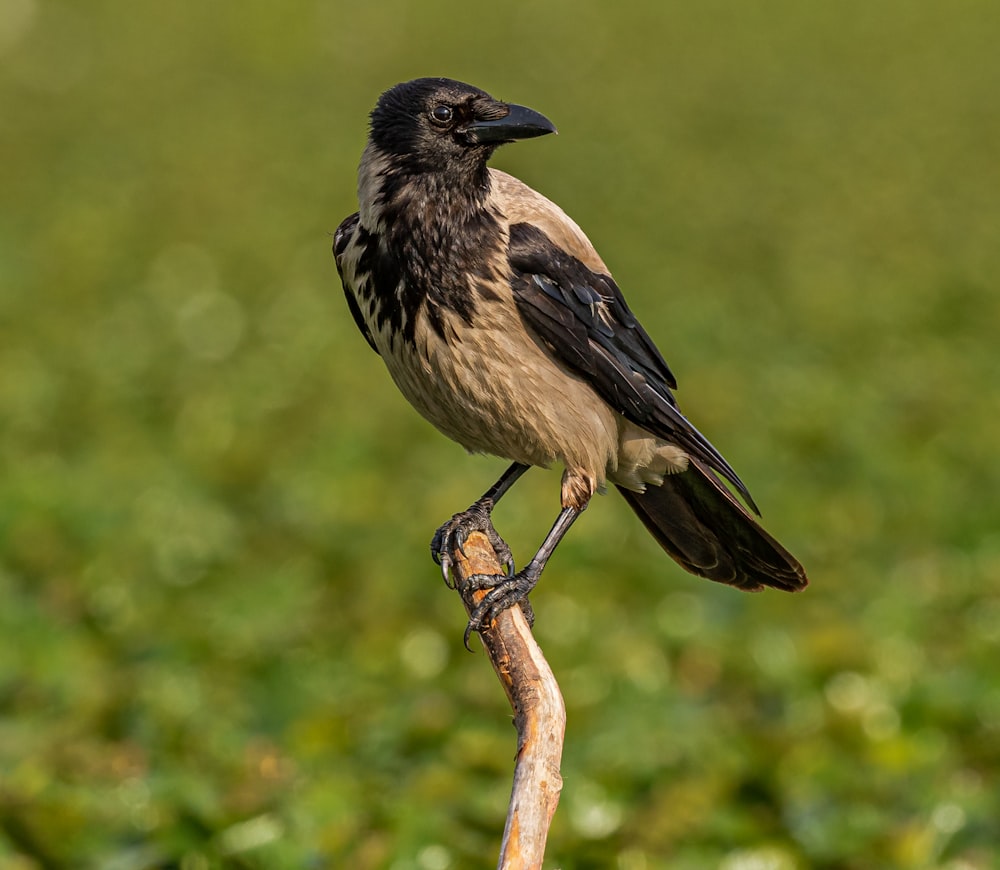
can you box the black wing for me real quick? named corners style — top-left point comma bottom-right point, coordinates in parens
top-left (508, 221), bottom-right (758, 513)
top-left (334, 212), bottom-right (379, 355)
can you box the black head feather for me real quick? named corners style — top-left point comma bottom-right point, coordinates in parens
top-left (369, 78), bottom-right (553, 177)
top-left (369, 78), bottom-right (501, 171)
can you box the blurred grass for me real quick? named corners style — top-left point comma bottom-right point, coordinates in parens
top-left (2, 0), bottom-right (999, 867)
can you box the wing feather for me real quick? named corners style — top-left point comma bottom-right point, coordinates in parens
top-left (334, 212), bottom-right (380, 355)
top-left (507, 220), bottom-right (758, 513)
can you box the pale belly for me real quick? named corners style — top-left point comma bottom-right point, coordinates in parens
top-left (379, 308), bottom-right (621, 478)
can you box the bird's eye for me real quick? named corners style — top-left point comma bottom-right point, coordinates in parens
top-left (430, 105), bottom-right (453, 125)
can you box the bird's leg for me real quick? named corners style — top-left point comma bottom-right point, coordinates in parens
top-left (431, 462), bottom-right (529, 586)
top-left (462, 504), bottom-right (583, 648)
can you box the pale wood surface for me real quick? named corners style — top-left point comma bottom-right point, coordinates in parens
top-left (451, 532), bottom-right (566, 870)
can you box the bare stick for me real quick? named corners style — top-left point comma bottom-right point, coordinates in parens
top-left (450, 531), bottom-right (566, 870)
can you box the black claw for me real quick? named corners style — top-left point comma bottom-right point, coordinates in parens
top-left (430, 534), bottom-right (445, 566)
top-left (430, 499), bottom-right (512, 578)
top-left (463, 622), bottom-right (477, 651)
top-left (439, 554), bottom-right (455, 588)
top-left (461, 571), bottom-right (504, 649)
top-left (432, 499), bottom-right (528, 646)
top-left (461, 568), bottom-right (540, 645)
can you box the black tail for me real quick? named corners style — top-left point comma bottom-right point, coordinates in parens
top-left (616, 458), bottom-right (807, 592)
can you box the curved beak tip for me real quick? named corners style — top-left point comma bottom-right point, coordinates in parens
top-left (466, 103), bottom-right (557, 144)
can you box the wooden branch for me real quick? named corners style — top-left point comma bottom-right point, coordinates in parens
top-left (450, 531), bottom-right (566, 870)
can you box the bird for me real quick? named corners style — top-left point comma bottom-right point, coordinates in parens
top-left (334, 77), bottom-right (807, 643)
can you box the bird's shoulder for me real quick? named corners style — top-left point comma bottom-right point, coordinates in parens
top-left (334, 211), bottom-right (361, 267)
top-left (489, 170), bottom-right (609, 275)
top-left (491, 169), bottom-right (678, 394)
top-left (333, 211), bottom-right (380, 355)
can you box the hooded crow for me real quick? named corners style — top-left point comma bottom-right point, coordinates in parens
top-left (335, 78), bottom-right (807, 642)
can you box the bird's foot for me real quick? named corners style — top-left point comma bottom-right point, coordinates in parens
top-left (461, 567), bottom-right (539, 649)
top-left (430, 499), bottom-right (515, 588)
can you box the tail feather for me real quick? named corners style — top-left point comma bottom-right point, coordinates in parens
top-left (617, 458), bottom-right (807, 592)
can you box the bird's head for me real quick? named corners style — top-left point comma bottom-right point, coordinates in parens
top-left (368, 78), bottom-right (556, 176)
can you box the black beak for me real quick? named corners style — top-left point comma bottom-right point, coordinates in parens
top-left (464, 103), bottom-right (557, 145)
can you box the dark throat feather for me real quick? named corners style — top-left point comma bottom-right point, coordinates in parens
top-left (360, 162), bottom-right (505, 346)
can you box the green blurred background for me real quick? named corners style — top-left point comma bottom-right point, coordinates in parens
top-left (2, 1), bottom-right (999, 867)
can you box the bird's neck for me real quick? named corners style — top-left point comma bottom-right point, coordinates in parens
top-left (355, 145), bottom-right (506, 346)
top-left (358, 144), bottom-right (493, 241)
